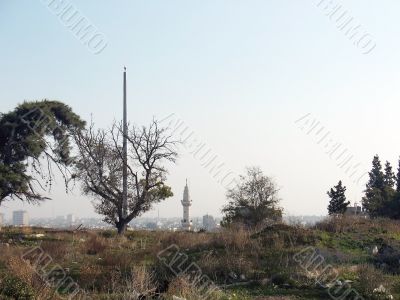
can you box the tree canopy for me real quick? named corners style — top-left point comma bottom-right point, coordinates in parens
top-left (73, 120), bottom-right (178, 234)
top-left (327, 180), bottom-right (349, 215)
top-left (221, 167), bottom-right (282, 228)
top-left (0, 100), bottom-right (85, 206)
top-left (362, 155), bottom-right (400, 218)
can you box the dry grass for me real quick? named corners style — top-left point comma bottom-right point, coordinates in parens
top-left (101, 249), bottom-right (135, 270)
top-left (40, 240), bottom-right (71, 260)
top-left (1, 221), bottom-right (400, 299)
top-left (218, 225), bottom-right (254, 252)
top-left (83, 233), bottom-right (108, 255)
top-left (355, 264), bottom-right (392, 297)
top-left (1, 246), bottom-right (55, 299)
top-left (315, 215), bottom-right (400, 235)
top-left (158, 230), bottom-right (216, 251)
top-left (164, 275), bottom-right (204, 300)
top-left (126, 265), bottom-right (157, 296)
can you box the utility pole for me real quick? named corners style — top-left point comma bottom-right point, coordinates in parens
top-left (122, 67), bottom-right (128, 220)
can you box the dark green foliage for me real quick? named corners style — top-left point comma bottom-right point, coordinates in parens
top-left (388, 192), bottom-right (400, 219)
top-left (367, 155), bottom-right (385, 190)
top-left (362, 155), bottom-right (400, 219)
top-left (362, 155), bottom-right (389, 217)
top-left (384, 161), bottom-right (396, 188)
top-left (397, 158), bottom-right (400, 193)
top-left (221, 167), bottom-right (282, 228)
top-left (390, 158), bottom-right (400, 219)
top-left (327, 180), bottom-right (349, 215)
top-left (0, 100), bottom-right (85, 205)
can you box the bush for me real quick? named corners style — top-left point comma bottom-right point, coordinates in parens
top-left (40, 240), bottom-right (70, 260)
top-left (100, 230), bottom-right (117, 239)
top-left (84, 234), bottom-right (107, 255)
top-left (0, 276), bottom-right (35, 299)
top-left (355, 264), bottom-right (393, 299)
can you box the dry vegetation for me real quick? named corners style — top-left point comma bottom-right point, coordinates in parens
top-left (1, 217), bottom-right (400, 299)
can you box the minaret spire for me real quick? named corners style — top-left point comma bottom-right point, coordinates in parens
top-left (181, 180), bottom-right (192, 231)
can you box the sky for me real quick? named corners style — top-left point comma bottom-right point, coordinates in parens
top-left (1, 0), bottom-right (400, 220)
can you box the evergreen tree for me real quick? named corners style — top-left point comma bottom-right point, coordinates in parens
top-left (327, 180), bottom-right (349, 215)
top-left (0, 101), bottom-right (85, 206)
top-left (396, 158), bottom-right (400, 193)
top-left (390, 158), bottom-right (400, 219)
top-left (383, 161), bottom-right (397, 217)
top-left (384, 161), bottom-right (396, 188)
top-left (362, 155), bottom-right (391, 217)
top-left (367, 155), bottom-right (385, 190)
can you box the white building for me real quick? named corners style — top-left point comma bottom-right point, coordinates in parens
top-left (67, 214), bottom-right (75, 226)
top-left (13, 210), bottom-right (29, 226)
top-left (203, 214), bottom-right (216, 231)
top-left (181, 180), bottom-right (192, 231)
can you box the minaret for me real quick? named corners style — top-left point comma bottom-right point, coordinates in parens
top-left (181, 179), bottom-right (192, 231)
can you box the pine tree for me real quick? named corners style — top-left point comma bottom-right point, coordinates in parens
top-left (396, 158), bottom-right (400, 193)
top-left (390, 157), bottom-right (400, 219)
top-left (367, 155), bottom-right (385, 190)
top-left (384, 161), bottom-right (396, 188)
top-left (327, 180), bottom-right (349, 215)
top-left (362, 155), bottom-right (390, 217)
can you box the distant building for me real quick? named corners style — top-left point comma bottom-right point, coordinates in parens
top-left (203, 214), bottom-right (216, 231)
top-left (145, 222), bottom-right (158, 230)
top-left (67, 214), bottom-right (75, 226)
top-left (181, 180), bottom-right (192, 231)
top-left (345, 204), bottom-right (368, 217)
top-left (56, 215), bottom-right (66, 221)
top-left (13, 210), bottom-right (29, 226)
top-left (0, 213), bottom-right (4, 226)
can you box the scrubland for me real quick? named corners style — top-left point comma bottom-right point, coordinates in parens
top-left (1, 217), bottom-right (400, 299)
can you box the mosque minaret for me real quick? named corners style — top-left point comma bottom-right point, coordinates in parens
top-left (181, 179), bottom-right (192, 231)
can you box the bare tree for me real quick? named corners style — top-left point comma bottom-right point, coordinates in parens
top-left (74, 120), bottom-right (178, 234)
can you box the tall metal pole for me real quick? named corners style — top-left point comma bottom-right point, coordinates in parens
top-left (122, 67), bottom-right (128, 220)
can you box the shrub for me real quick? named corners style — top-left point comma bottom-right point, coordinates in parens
top-left (40, 240), bottom-right (70, 260)
top-left (0, 276), bottom-right (35, 299)
top-left (125, 266), bottom-right (157, 296)
top-left (165, 275), bottom-right (202, 300)
top-left (355, 264), bottom-right (392, 299)
top-left (78, 264), bottom-right (104, 290)
top-left (84, 234), bottom-right (107, 255)
top-left (100, 230), bottom-right (117, 238)
top-left (101, 249), bottom-right (135, 271)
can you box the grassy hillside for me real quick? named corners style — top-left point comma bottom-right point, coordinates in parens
top-left (0, 217), bottom-right (400, 299)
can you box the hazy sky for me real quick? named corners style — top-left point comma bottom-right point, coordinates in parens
top-left (1, 0), bottom-right (400, 220)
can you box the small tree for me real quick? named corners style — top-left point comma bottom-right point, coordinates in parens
top-left (221, 167), bottom-right (282, 228)
top-left (74, 120), bottom-right (178, 234)
top-left (327, 180), bottom-right (349, 215)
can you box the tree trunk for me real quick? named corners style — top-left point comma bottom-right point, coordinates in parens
top-left (116, 220), bottom-right (128, 235)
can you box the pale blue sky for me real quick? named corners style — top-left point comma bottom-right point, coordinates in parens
top-left (1, 1), bottom-right (400, 220)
